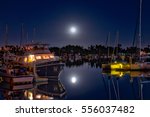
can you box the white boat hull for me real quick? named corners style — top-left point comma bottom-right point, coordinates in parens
top-left (2, 75), bottom-right (33, 84)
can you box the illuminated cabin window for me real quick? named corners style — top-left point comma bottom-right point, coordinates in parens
top-left (24, 57), bottom-right (27, 62)
top-left (28, 55), bottom-right (35, 62)
top-left (28, 92), bottom-right (33, 100)
top-left (24, 91), bottom-right (33, 100)
top-left (36, 94), bottom-right (42, 99)
top-left (36, 56), bottom-right (42, 60)
top-left (42, 55), bottom-right (50, 59)
top-left (50, 54), bottom-right (54, 59)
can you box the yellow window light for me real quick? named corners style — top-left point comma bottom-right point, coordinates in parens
top-left (28, 92), bottom-right (33, 100)
top-left (111, 63), bottom-right (123, 69)
top-left (36, 56), bottom-right (42, 60)
top-left (111, 70), bottom-right (124, 77)
top-left (24, 91), bottom-right (33, 100)
top-left (36, 94), bottom-right (42, 99)
top-left (28, 54), bottom-right (35, 62)
top-left (24, 57), bottom-right (27, 63)
top-left (42, 55), bottom-right (50, 59)
top-left (50, 54), bottom-right (54, 59)
top-left (119, 63), bottom-right (123, 69)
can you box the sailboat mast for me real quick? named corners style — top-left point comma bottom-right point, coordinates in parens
top-left (33, 27), bottom-right (36, 43)
top-left (20, 23), bottom-right (24, 46)
top-left (116, 30), bottom-right (119, 56)
top-left (4, 24), bottom-right (8, 47)
top-left (139, 0), bottom-right (142, 60)
top-left (26, 32), bottom-right (29, 44)
top-left (106, 32), bottom-right (110, 58)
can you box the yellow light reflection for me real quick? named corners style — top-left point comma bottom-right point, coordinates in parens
top-left (111, 70), bottom-right (124, 77)
top-left (110, 62), bottom-right (130, 70)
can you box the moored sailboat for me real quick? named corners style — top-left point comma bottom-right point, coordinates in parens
top-left (102, 0), bottom-right (150, 71)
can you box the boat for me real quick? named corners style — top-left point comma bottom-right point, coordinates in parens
top-left (102, 56), bottom-right (150, 71)
top-left (0, 82), bottom-right (33, 91)
top-left (102, 60), bottom-right (130, 71)
top-left (14, 43), bottom-right (64, 79)
top-left (15, 43), bottom-right (61, 64)
top-left (126, 0), bottom-right (150, 70)
top-left (102, 0), bottom-right (150, 71)
top-left (0, 77), bottom-right (34, 100)
top-left (0, 82), bottom-right (33, 100)
top-left (2, 75), bottom-right (33, 84)
top-left (130, 53), bottom-right (150, 70)
top-left (0, 64), bottom-right (34, 84)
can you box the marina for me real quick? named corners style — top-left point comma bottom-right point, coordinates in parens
top-left (1, 0), bottom-right (150, 117)
top-left (0, 0), bottom-right (150, 100)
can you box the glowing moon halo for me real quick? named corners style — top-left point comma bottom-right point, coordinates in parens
top-left (69, 26), bottom-right (77, 34)
top-left (71, 76), bottom-right (77, 84)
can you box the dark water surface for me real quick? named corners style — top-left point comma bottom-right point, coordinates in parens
top-left (0, 63), bottom-right (150, 100)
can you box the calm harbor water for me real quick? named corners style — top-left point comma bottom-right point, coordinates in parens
top-left (60, 63), bottom-right (150, 100)
top-left (0, 63), bottom-right (150, 100)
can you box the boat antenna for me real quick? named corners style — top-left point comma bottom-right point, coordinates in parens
top-left (26, 32), bottom-right (29, 44)
top-left (32, 27), bottom-right (36, 43)
top-left (139, 0), bottom-right (142, 60)
top-left (116, 30), bottom-right (119, 56)
top-left (111, 30), bottom-right (119, 61)
top-left (106, 32), bottom-right (110, 57)
top-left (4, 24), bottom-right (8, 47)
top-left (20, 23), bottom-right (24, 46)
top-left (132, 12), bottom-right (139, 47)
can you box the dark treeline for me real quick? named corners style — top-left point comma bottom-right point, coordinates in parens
top-left (49, 44), bottom-right (150, 56)
top-left (1, 44), bottom-right (149, 56)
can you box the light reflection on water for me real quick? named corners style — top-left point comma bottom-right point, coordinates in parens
top-left (1, 63), bottom-right (150, 100)
top-left (60, 63), bottom-right (107, 99)
top-left (60, 63), bottom-right (150, 100)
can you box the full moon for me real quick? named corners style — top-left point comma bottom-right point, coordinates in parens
top-left (70, 26), bottom-right (77, 34)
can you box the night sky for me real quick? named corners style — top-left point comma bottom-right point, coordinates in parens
top-left (0, 0), bottom-right (150, 48)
